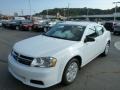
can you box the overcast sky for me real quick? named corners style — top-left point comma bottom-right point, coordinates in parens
top-left (0, 0), bottom-right (119, 15)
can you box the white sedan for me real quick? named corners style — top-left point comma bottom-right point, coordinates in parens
top-left (8, 21), bottom-right (111, 88)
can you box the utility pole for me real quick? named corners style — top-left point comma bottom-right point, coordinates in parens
top-left (86, 8), bottom-right (89, 21)
top-left (67, 3), bottom-right (70, 20)
top-left (46, 9), bottom-right (49, 19)
top-left (64, 8), bottom-right (66, 17)
top-left (113, 2), bottom-right (120, 22)
top-left (0, 10), bottom-right (2, 19)
top-left (28, 0), bottom-right (32, 20)
top-left (64, 8), bottom-right (66, 21)
top-left (21, 9), bottom-right (24, 16)
top-left (0, 10), bottom-right (1, 14)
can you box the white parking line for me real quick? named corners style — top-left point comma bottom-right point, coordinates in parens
top-left (114, 41), bottom-right (120, 50)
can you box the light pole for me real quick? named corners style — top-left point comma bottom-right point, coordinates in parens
top-left (0, 10), bottom-right (1, 14)
top-left (113, 2), bottom-right (120, 22)
top-left (86, 8), bottom-right (89, 21)
top-left (46, 9), bottom-right (49, 19)
top-left (67, 3), bottom-right (70, 20)
top-left (64, 8), bottom-right (66, 17)
top-left (21, 9), bottom-right (24, 16)
top-left (28, 0), bottom-right (32, 20)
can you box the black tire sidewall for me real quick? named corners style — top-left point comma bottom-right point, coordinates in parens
top-left (16, 26), bottom-right (19, 30)
top-left (29, 27), bottom-right (32, 31)
top-left (113, 32), bottom-right (116, 35)
top-left (62, 58), bottom-right (79, 85)
top-left (102, 42), bottom-right (110, 56)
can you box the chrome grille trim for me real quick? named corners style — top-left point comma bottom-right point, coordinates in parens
top-left (12, 51), bottom-right (34, 66)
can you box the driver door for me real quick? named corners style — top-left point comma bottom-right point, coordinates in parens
top-left (82, 25), bottom-right (99, 66)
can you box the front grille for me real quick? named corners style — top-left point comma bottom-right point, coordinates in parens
top-left (12, 51), bottom-right (34, 66)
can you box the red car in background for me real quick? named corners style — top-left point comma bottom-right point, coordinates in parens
top-left (20, 20), bottom-right (33, 31)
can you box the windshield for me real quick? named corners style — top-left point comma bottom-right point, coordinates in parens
top-left (44, 24), bottom-right (86, 41)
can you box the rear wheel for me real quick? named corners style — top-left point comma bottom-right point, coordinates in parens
top-left (113, 32), bottom-right (117, 35)
top-left (28, 27), bottom-right (32, 31)
top-left (62, 58), bottom-right (79, 85)
top-left (16, 26), bottom-right (19, 30)
top-left (101, 42), bottom-right (110, 56)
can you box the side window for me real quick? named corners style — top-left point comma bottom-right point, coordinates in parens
top-left (87, 26), bottom-right (98, 38)
top-left (95, 26), bottom-right (104, 36)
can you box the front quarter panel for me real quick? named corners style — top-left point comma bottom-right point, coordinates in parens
top-left (53, 42), bottom-right (85, 82)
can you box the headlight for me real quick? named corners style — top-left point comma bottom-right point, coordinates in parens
top-left (31, 57), bottom-right (57, 68)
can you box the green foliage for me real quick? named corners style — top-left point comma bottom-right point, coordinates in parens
top-left (34, 7), bottom-right (120, 16)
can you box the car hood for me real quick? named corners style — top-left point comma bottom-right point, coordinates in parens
top-left (14, 35), bottom-right (76, 57)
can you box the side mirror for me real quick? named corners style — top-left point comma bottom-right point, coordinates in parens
top-left (84, 36), bottom-right (95, 43)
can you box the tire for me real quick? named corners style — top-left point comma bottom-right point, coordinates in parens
top-left (16, 26), bottom-right (19, 30)
top-left (62, 58), bottom-right (79, 85)
top-left (113, 32), bottom-right (116, 35)
top-left (28, 27), bottom-right (32, 31)
top-left (101, 42), bottom-right (110, 56)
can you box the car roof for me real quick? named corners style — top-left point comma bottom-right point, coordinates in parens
top-left (59, 21), bottom-right (98, 26)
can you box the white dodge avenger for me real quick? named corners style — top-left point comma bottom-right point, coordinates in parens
top-left (8, 21), bottom-right (111, 88)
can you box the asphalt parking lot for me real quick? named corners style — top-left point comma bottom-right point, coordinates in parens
top-left (0, 28), bottom-right (120, 90)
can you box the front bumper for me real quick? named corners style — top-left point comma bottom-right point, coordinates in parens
top-left (8, 55), bottom-right (59, 88)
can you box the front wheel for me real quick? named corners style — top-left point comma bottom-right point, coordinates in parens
top-left (62, 59), bottom-right (79, 85)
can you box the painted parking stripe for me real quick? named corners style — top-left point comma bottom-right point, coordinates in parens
top-left (114, 41), bottom-right (120, 50)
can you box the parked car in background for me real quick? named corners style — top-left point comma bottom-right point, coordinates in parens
top-left (8, 21), bottom-right (111, 88)
top-left (20, 20), bottom-right (33, 31)
top-left (33, 19), bottom-right (50, 31)
top-left (113, 23), bottom-right (120, 35)
top-left (43, 19), bottom-right (60, 32)
top-left (6, 20), bottom-right (23, 30)
top-left (104, 21), bottom-right (117, 32)
top-left (48, 19), bottom-right (60, 28)
top-left (2, 20), bottom-right (11, 28)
